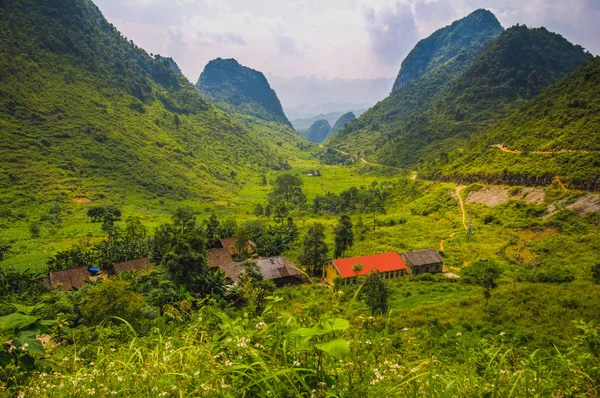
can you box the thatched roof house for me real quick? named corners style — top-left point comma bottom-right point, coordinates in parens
top-left (113, 257), bottom-right (152, 274)
top-left (43, 267), bottom-right (91, 291)
top-left (207, 248), bottom-right (233, 268)
top-left (220, 256), bottom-right (303, 286)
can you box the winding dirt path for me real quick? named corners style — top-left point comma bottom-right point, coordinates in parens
top-left (456, 185), bottom-right (468, 231)
top-left (492, 144), bottom-right (595, 155)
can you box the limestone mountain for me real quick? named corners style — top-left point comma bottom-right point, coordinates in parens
top-left (392, 9), bottom-right (504, 92)
top-left (328, 10), bottom-right (504, 155)
top-left (371, 25), bottom-right (594, 168)
top-left (303, 120), bottom-right (332, 143)
top-left (0, 0), bottom-right (276, 207)
top-left (330, 112), bottom-right (356, 135)
top-left (196, 58), bottom-right (292, 127)
top-left (155, 56), bottom-right (183, 76)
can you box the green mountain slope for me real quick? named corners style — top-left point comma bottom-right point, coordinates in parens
top-left (327, 9), bottom-right (503, 156)
top-left (330, 112), bottom-right (356, 135)
top-left (359, 25), bottom-right (593, 168)
top-left (422, 56), bottom-right (600, 190)
top-left (392, 9), bottom-right (504, 92)
top-left (196, 58), bottom-right (292, 127)
top-left (302, 119), bottom-right (332, 143)
top-left (0, 0), bottom-right (277, 209)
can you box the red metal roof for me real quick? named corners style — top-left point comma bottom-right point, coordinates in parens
top-left (332, 252), bottom-right (407, 279)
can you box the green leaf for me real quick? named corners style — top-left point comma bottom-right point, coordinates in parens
top-left (315, 338), bottom-right (349, 359)
top-left (14, 331), bottom-right (45, 354)
top-left (329, 318), bottom-right (350, 332)
top-left (291, 327), bottom-right (319, 337)
top-left (0, 313), bottom-right (41, 333)
top-left (10, 303), bottom-right (39, 315)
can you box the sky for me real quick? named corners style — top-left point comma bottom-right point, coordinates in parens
top-left (94, 0), bottom-right (600, 109)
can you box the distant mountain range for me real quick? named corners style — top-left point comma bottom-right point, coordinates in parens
top-left (291, 109), bottom-right (364, 131)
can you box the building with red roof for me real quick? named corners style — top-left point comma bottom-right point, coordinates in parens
top-left (325, 252), bottom-right (407, 285)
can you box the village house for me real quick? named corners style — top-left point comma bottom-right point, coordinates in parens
top-left (325, 252), bottom-right (408, 285)
top-left (220, 256), bottom-right (304, 287)
top-left (44, 257), bottom-right (153, 291)
top-left (400, 249), bottom-right (444, 275)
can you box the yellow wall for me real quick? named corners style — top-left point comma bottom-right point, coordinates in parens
top-left (325, 263), bottom-right (338, 284)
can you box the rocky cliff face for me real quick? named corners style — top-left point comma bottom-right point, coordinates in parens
top-left (391, 9), bottom-right (503, 92)
top-left (196, 58), bottom-right (291, 126)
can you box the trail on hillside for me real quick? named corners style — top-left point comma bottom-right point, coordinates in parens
top-left (456, 185), bottom-right (468, 231)
top-left (492, 144), bottom-right (595, 155)
top-left (554, 176), bottom-right (568, 191)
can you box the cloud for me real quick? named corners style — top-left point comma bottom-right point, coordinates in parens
top-left (276, 35), bottom-right (300, 55)
top-left (363, 2), bottom-right (421, 65)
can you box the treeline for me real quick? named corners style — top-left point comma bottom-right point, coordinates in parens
top-left (253, 173), bottom-right (391, 218)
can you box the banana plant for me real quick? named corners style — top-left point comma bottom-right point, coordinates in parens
top-left (289, 317), bottom-right (350, 380)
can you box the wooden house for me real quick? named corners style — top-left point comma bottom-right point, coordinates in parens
top-left (400, 249), bottom-right (444, 275)
top-left (220, 256), bottom-right (304, 286)
top-left (325, 252), bottom-right (407, 285)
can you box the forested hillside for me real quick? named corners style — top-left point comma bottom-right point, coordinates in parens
top-left (0, 0), bottom-right (279, 209)
top-left (327, 9), bottom-right (504, 156)
top-left (197, 58), bottom-right (292, 127)
top-left (421, 56), bottom-right (600, 190)
top-left (392, 9), bottom-right (504, 91)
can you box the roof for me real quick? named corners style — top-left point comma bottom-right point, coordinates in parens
top-left (207, 248), bottom-right (233, 268)
top-left (43, 267), bottom-right (91, 291)
top-left (113, 257), bottom-right (152, 274)
top-left (332, 252), bottom-right (407, 279)
top-left (220, 256), bottom-right (302, 283)
top-left (220, 238), bottom-right (256, 256)
top-left (402, 249), bottom-right (444, 266)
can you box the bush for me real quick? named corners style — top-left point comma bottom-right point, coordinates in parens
top-left (79, 280), bottom-right (146, 326)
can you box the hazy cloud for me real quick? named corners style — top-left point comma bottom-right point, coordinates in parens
top-left (364, 2), bottom-right (420, 65)
top-left (93, 0), bottom-right (600, 107)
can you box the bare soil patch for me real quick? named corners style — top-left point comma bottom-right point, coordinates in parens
top-left (73, 197), bottom-right (91, 204)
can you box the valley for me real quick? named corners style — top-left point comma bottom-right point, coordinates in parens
top-left (0, 1), bottom-right (599, 397)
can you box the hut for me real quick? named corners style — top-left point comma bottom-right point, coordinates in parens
top-left (400, 249), bottom-right (444, 275)
top-left (43, 267), bottom-right (92, 291)
top-left (113, 257), bottom-right (152, 274)
top-left (325, 252), bottom-right (407, 284)
top-left (220, 256), bottom-right (303, 286)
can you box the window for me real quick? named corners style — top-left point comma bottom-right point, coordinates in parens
top-left (401, 270), bottom-right (405, 277)
top-left (384, 272), bottom-right (388, 279)
top-left (395, 270), bottom-right (400, 278)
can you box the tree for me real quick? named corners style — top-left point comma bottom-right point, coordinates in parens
top-left (270, 173), bottom-right (304, 205)
top-left (462, 260), bottom-right (502, 306)
top-left (285, 217), bottom-right (299, 243)
top-left (254, 203), bottom-right (264, 217)
top-left (150, 207), bottom-right (207, 291)
top-left (592, 264), bottom-right (600, 284)
top-left (264, 203), bottom-right (272, 218)
top-left (204, 214), bottom-right (220, 248)
top-left (0, 242), bottom-right (11, 261)
top-left (298, 223), bottom-right (329, 276)
top-left (334, 215), bottom-right (354, 258)
top-left (274, 200), bottom-right (289, 224)
top-left (362, 272), bottom-right (389, 315)
top-left (260, 175), bottom-right (267, 187)
top-left (29, 221), bottom-right (40, 238)
top-left (80, 279), bottom-right (145, 326)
